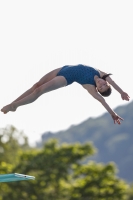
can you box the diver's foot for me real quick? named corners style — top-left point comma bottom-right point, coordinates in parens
top-left (1, 103), bottom-right (17, 114)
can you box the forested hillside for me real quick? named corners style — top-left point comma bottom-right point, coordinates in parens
top-left (36, 101), bottom-right (133, 182)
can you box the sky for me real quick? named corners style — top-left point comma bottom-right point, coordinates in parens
top-left (0, 0), bottom-right (133, 146)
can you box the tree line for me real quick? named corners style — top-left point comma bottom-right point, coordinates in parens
top-left (0, 125), bottom-right (133, 200)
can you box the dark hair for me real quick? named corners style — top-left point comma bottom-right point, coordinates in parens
top-left (98, 73), bottom-right (112, 97)
top-left (102, 73), bottom-right (112, 80)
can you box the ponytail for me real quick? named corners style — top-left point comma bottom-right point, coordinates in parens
top-left (102, 73), bottom-right (112, 80)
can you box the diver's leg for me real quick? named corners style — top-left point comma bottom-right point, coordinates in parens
top-left (1, 76), bottom-right (67, 114)
top-left (12, 67), bottom-right (62, 103)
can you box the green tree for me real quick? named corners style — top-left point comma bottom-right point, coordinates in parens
top-left (127, 184), bottom-right (133, 200)
top-left (2, 139), bottom-right (96, 200)
top-left (0, 125), bottom-right (30, 165)
top-left (70, 161), bottom-right (128, 200)
top-left (1, 139), bottom-right (129, 200)
top-left (0, 125), bottom-right (30, 200)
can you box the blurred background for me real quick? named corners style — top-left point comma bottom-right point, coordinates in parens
top-left (0, 0), bottom-right (133, 199)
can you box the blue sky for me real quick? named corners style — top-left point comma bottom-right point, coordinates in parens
top-left (0, 0), bottom-right (132, 145)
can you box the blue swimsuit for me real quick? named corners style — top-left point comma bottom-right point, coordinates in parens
top-left (57, 64), bottom-right (100, 86)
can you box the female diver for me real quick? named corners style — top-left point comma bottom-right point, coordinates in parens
top-left (1, 64), bottom-right (130, 124)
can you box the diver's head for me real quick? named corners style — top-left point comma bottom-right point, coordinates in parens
top-left (96, 74), bottom-right (112, 97)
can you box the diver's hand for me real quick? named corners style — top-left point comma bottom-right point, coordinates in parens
top-left (111, 113), bottom-right (124, 125)
top-left (121, 92), bottom-right (130, 101)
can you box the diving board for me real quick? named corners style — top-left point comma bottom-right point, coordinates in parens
top-left (0, 173), bottom-right (35, 183)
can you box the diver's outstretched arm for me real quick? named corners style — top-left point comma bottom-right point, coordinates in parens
top-left (106, 76), bottom-right (130, 101)
top-left (83, 86), bottom-right (124, 125)
top-left (99, 98), bottom-right (123, 125)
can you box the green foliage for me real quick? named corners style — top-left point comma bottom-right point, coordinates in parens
top-left (3, 139), bottom-right (96, 200)
top-left (0, 125), bottom-right (131, 200)
top-left (70, 162), bottom-right (128, 200)
top-left (0, 125), bottom-right (30, 165)
top-left (0, 125), bottom-right (30, 200)
top-left (127, 184), bottom-right (133, 200)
